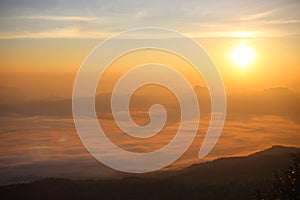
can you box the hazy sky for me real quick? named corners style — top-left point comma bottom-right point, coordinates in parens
top-left (0, 0), bottom-right (299, 184)
top-left (0, 0), bottom-right (299, 38)
top-left (0, 0), bottom-right (299, 98)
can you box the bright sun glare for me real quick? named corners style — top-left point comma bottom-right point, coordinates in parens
top-left (230, 42), bottom-right (254, 68)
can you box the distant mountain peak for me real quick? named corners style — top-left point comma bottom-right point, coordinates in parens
top-left (250, 145), bottom-right (299, 157)
top-left (270, 145), bottom-right (290, 149)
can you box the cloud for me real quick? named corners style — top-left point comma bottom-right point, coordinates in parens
top-left (1, 113), bottom-right (300, 184)
top-left (0, 27), bottom-right (113, 39)
top-left (20, 15), bottom-right (98, 22)
top-left (1, 86), bottom-right (299, 123)
top-left (0, 1), bottom-right (299, 39)
top-left (240, 9), bottom-right (277, 21)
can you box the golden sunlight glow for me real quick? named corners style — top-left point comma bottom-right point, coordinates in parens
top-left (230, 42), bottom-right (255, 68)
top-left (228, 31), bottom-right (257, 38)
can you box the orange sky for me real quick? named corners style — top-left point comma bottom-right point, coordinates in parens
top-left (0, 0), bottom-right (299, 183)
top-left (0, 36), bottom-right (299, 103)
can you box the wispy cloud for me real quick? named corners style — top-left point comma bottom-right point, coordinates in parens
top-left (240, 9), bottom-right (277, 21)
top-left (20, 15), bottom-right (98, 22)
top-left (0, 28), bottom-right (113, 39)
top-left (0, 1), bottom-right (299, 39)
top-left (189, 31), bottom-right (265, 38)
top-left (0, 29), bottom-right (293, 39)
top-left (254, 19), bottom-right (300, 25)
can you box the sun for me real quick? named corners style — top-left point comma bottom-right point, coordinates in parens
top-left (230, 42), bottom-right (254, 68)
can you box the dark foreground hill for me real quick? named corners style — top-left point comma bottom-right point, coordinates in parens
top-left (168, 145), bottom-right (300, 184)
top-left (1, 145), bottom-right (299, 200)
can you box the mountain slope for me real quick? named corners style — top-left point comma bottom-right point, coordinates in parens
top-left (168, 145), bottom-right (300, 185)
top-left (0, 145), bottom-right (299, 200)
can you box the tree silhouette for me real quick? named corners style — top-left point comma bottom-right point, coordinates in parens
top-left (255, 153), bottom-right (300, 200)
top-left (272, 153), bottom-right (300, 199)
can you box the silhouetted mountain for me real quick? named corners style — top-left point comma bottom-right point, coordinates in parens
top-left (168, 145), bottom-right (300, 185)
top-left (1, 146), bottom-right (299, 200)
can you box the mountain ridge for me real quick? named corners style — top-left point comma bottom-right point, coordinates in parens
top-left (166, 145), bottom-right (300, 184)
top-left (1, 145), bottom-right (299, 200)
